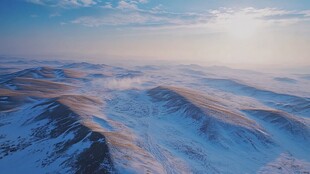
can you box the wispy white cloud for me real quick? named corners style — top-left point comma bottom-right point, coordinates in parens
top-left (71, 11), bottom-right (187, 27)
top-left (101, 2), bottom-right (113, 9)
top-left (27, 0), bottom-right (98, 8)
top-left (27, 0), bottom-right (150, 10)
top-left (151, 4), bottom-right (164, 13)
top-left (28, 0), bottom-right (310, 30)
top-left (101, 0), bottom-right (149, 10)
top-left (117, 0), bottom-right (138, 10)
top-left (71, 7), bottom-right (310, 29)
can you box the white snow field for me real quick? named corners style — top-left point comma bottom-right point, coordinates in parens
top-left (0, 58), bottom-right (309, 173)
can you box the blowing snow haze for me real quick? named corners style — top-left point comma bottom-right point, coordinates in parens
top-left (0, 0), bottom-right (310, 174)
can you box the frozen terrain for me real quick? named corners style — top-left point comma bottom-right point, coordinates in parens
top-left (0, 57), bottom-right (309, 174)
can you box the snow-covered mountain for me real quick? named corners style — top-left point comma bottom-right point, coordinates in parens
top-left (0, 58), bottom-right (309, 174)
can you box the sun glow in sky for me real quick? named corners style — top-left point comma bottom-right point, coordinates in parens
top-left (0, 0), bottom-right (310, 69)
top-left (224, 13), bottom-right (259, 39)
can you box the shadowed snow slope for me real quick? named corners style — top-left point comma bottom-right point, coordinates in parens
top-left (243, 109), bottom-right (310, 141)
top-left (0, 94), bottom-right (115, 173)
top-left (0, 68), bottom-right (116, 173)
top-left (61, 62), bottom-right (109, 70)
top-left (201, 78), bottom-right (310, 117)
top-left (148, 86), bottom-right (272, 149)
top-left (0, 67), bottom-right (86, 82)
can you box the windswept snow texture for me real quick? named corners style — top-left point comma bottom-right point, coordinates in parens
top-left (0, 57), bottom-right (309, 174)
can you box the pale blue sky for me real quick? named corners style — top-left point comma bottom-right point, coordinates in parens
top-left (0, 0), bottom-right (310, 68)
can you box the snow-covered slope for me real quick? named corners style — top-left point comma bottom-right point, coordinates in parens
top-left (0, 59), bottom-right (309, 174)
top-left (148, 86), bottom-right (272, 149)
top-left (200, 77), bottom-right (310, 117)
top-left (0, 94), bottom-right (115, 173)
top-left (0, 67), bottom-right (85, 80)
